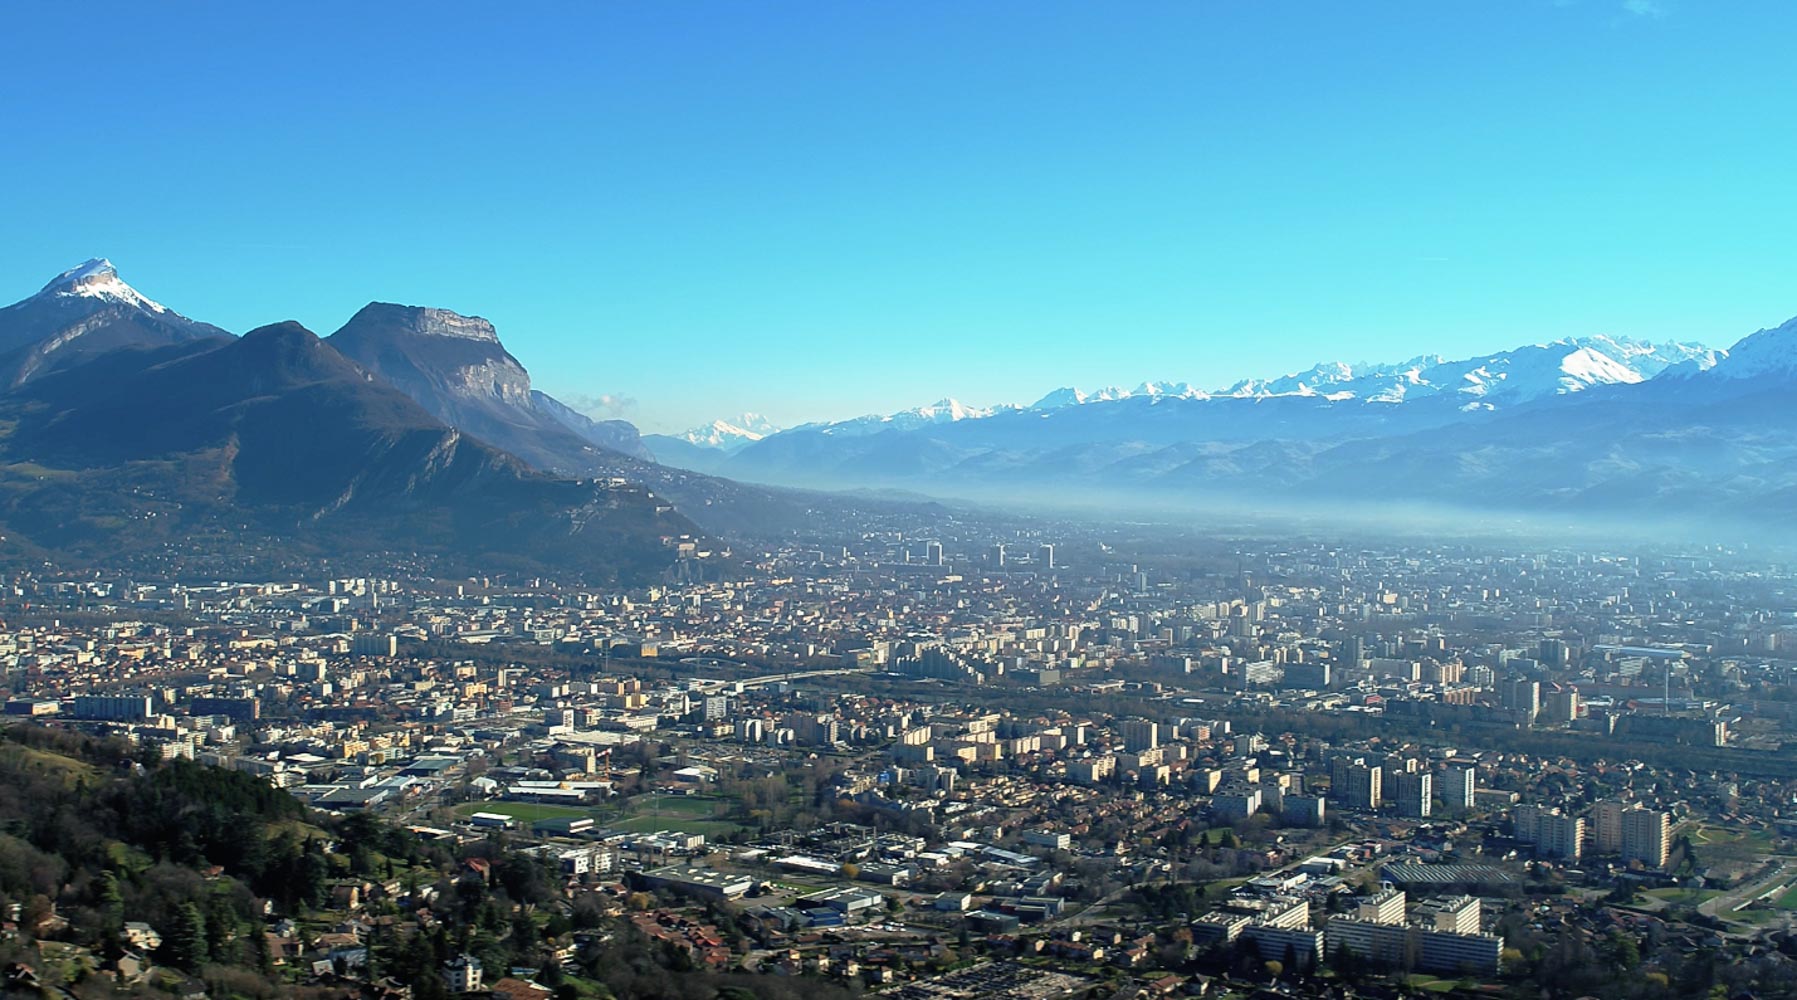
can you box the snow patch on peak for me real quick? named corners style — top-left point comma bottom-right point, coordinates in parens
top-left (798, 397), bottom-right (1022, 438)
top-left (36, 258), bottom-right (168, 314)
top-left (1557, 345), bottom-right (1642, 388)
top-left (914, 398), bottom-right (986, 421)
top-left (1032, 382), bottom-right (1206, 409)
top-left (678, 413), bottom-right (782, 451)
top-left (47, 258), bottom-right (116, 286)
top-left (1131, 380), bottom-right (1209, 401)
top-left (1031, 387), bottom-right (1088, 410)
top-left (1706, 314), bottom-right (1797, 380)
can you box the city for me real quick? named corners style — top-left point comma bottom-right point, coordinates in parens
top-left (2, 518), bottom-right (1794, 998)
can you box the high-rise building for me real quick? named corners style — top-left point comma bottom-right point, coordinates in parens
top-left (1284, 794), bottom-right (1327, 828)
top-left (1589, 800), bottom-right (1627, 854)
top-left (1037, 543), bottom-right (1055, 569)
top-left (352, 633), bottom-right (399, 657)
top-left (1422, 896), bottom-right (1482, 935)
top-left (1121, 718), bottom-right (1159, 752)
top-left (1442, 765), bottom-right (1477, 810)
top-left (1537, 813), bottom-right (1584, 860)
top-left (1333, 760), bottom-right (1383, 812)
top-left (989, 543), bottom-right (1006, 568)
top-left (1394, 772), bottom-right (1433, 818)
top-left (1500, 679), bottom-right (1540, 721)
top-left (1356, 888), bottom-right (1406, 925)
top-left (1621, 808), bottom-right (1672, 869)
top-left (1541, 688), bottom-right (1579, 724)
top-left (1512, 804), bottom-right (1545, 844)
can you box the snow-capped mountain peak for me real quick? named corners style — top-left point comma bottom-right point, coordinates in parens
top-left (678, 412), bottom-right (782, 451)
top-left (1031, 386), bottom-right (1089, 410)
top-left (36, 258), bottom-right (168, 314)
top-left (910, 398), bottom-right (991, 422)
top-left (1131, 380), bottom-right (1209, 401)
top-left (1038, 336), bottom-right (1717, 409)
top-left (794, 397), bottom-right (1021, 437)
top-left (1702, 314), bottom-right (1797, 380)
top-left (1030, 384), bottom-right (1189, 410)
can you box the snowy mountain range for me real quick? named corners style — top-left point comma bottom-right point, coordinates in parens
top-left (658, 334), bottom-right (1720, 456)
top-left (1201, 335), bottom-right (1719, 405)
top-left (792, 398), bottom-right (1020, 437)
top-left (677, 413), bottom-right (783, 451)
top-left (641, 318), bottom-right (1797, 537)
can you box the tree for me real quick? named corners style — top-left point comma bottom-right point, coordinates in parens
top-left (94, 870), bottom-right (124, 932)
top-left (165, 902), bottom-right (208, 972)
top-left (248, 920), bottom-right (273, 974)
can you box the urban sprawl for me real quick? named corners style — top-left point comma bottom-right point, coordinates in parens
top-left (4, 522), bottom-right (1796, 1000)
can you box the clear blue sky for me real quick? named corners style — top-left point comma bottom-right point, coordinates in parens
top-left (3, 1), bottom-right (1794, 432)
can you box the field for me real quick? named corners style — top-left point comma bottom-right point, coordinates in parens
top-left (626, 793), bottom-right (725, 818)
top-left (1644, 887), bottom-right (1721, 908)
top-left (1691, 824), bottom-right (1776, 858)
top-left (607, 794), bottom-right (742, 837)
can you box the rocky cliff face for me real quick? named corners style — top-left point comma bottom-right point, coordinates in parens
top-left (329, 302), bottom-right (535, 409)
top-left (326, 302), bottom-right (655, 470)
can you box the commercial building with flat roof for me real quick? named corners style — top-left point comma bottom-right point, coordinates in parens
top-left (641, 864), bottom-right (753, 901)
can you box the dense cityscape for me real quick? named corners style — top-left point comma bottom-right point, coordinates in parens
top-left (4, 514), bottom-right (1796, 999)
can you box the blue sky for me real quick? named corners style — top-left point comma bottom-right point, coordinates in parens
top-left (2, 1), bottom-right (1794, 433)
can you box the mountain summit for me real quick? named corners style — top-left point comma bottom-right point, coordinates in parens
top-left (34, 258), bottom-right (171, 313)
top-left (1700, 314), bottom-right (1797, 381)
top-left (0, 258), bottom-right (228, 385)
top-left (327, 302), bottom-right (650, 466)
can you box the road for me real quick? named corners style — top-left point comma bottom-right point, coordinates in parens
top-left (1699, 859), bottom-right (1797, 928)
top-left (701, 666), bottom-right (872, 692)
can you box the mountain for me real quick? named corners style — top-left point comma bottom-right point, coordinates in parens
top-left (326, 302), bottom-right (653, 471)
top-left (0, 258), bottom-right (229, 385)
top-left (794, 398), bottom-right (1022, 438)
top-left (1023, 336), bottom-right (1719, 411)
top-left (680, 413), bottom-right (781, 451)
top-left (0, 320), bottom-right (698, 579)
top-left (714, 324), bottom-right (1792, 537)
top-left (1697, 315), bottom-right (1797, 381)
top-left (322, 303), bottom-right (889, 537)
top-left (729, 335), bottom-right (1718, 482)
top-left (532, 388), bottom-right (647, 453)
top-left (642, 413), bottom-right (781, 472)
